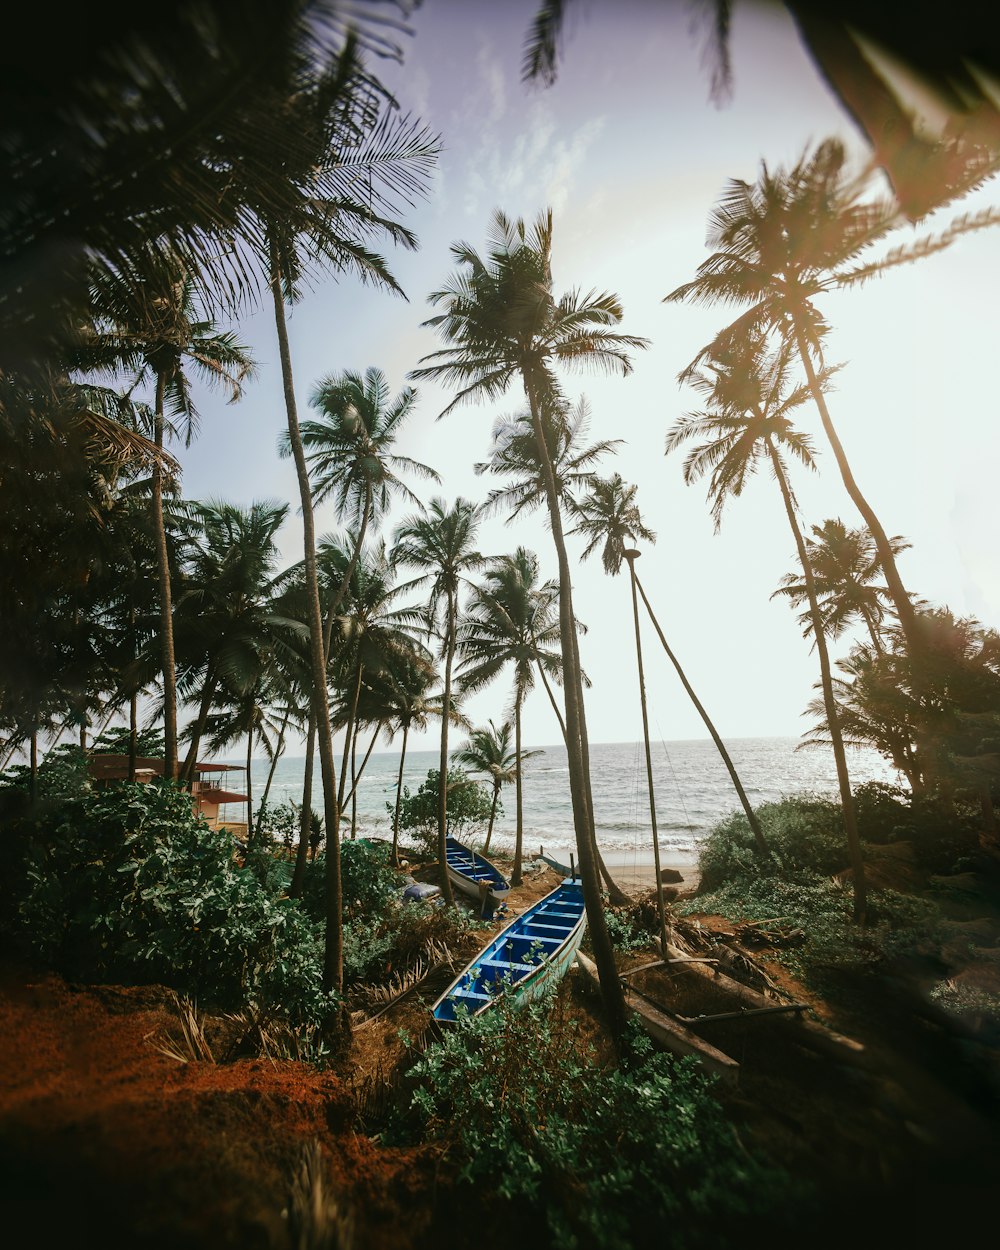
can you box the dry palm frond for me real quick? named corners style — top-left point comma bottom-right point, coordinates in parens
top-left (288, 1140), bottom-right (355, 1250)
top-left (222, 1009), bottom-right (328, 1065)
top-left (350, 938), bottom-right (459, 1030)
top-left (146, 994), bottom-right (215, 1064)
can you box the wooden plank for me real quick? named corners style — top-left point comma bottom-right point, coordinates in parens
top-left (575, 952), bottom-right (740, 1085)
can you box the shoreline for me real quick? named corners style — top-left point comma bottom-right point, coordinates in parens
top-left (528, 842), bottom-right (702, 897)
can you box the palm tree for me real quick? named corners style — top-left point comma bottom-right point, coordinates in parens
top-left (80, 256), bottom-right (256, 778)
top-left (771, 518), bottom-right (912, 654)
top-left (366, 657), bottom-right (446, 866)
top-left (663, 138), bottom-right (972, 659)
top-left (173, 500), bottom-right (302, 783)
top-left (453, 721), bottom-right (530, 856)
top-left (573, 474), bottom-right (770, 857)
top-left (457, 550), bottom-right (556, 881)
top-left (411, 208), bottom-right (648, 1038)
top-left (474, 396), bottom-right (621, 521)
top-left (258, 48), bottom-right (438, 994)
top-left (666, 334), bottom-right (869, 922)
top-left (279, 365), bottom-right (440, 640)
top-left (393, 498), bottom-right (484, 905)
top-left (321, 536), bottom-right (428, 835)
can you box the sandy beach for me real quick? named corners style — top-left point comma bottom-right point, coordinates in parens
top-left (529, 844), bottom-right (701, 898)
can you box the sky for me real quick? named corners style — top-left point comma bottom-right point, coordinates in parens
top-left (173, 0), bottom-right (1000, 757)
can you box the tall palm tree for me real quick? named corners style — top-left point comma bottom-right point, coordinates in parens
top-left (573, 474), bottom-right (770, 857)
top-left (392, 498), bottom-right (484, 905)
top-left (453, 721), bottom-right (533, 856)
top-left (457, 548), bottom-right (557, 883)
top-left (411, 208), bottom-right (648, 1038)
top-left (666, 334), bottom-right (869, 922)
top-left (257, 46), bottom-right (438, 994)
top-left (80, 256), bottom-right (256, 777)
top-left (664, 138), bottom-right (975, 659)
top-left (474, 395), bottom-right (628, 903)
top-left (279, 365), bottom-right (440, 640)
top-left (771, 518), bottom-right (912, 654)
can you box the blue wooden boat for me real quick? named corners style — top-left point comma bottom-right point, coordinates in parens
top-left (431, 878), bottom-right (587, 1023)
top-left (444, 836), bottom-right (510, 904)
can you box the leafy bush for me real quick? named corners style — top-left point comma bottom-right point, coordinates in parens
top-left (852, 781), bottom-right (912, 843)
top-left (685, 870), bottom-right (942, 990)
top-left (297, 839), bottom-right (405, 924)
top-left (11, 783), bottom-right (336, 1029)
top-left (698, 795), bottom-right (849, 891)
top-left (1, 742), bottom-right (91, 800)
top-left (389, 997), bottom-right (799, 1248)
top-left (603, 903), bottom-right (654, 953)
top-left (396, 768), bottom-right (494, 854)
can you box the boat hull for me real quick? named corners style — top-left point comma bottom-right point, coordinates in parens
top-left (444, 837), bottom-right (510, 902)
top-left (432, 879), bottom-right (587, 1024)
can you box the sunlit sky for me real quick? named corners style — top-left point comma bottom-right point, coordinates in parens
top-left (174, 0), bottom-right (1000, 756)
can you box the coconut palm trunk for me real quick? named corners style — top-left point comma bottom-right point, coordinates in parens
top-left (525, 381), bottom-right (627, 1038)
top-left (323, 484), bottom-right (372, 661)
top-left (437, 587), bottom-right (458, 905)
top-left (181, 668), bottom-right (219, 784)
top-left (151, 373), bottom-right (179, 780)
top-left (512, 689), bottom-right (525, 885)
top-left (632, 572), bottom-right (769, 857)
top-left (338, 663), bottom-right (364, 818)
top-left (245, 730), bottom-right (254, 846)
top-left (535, 656), bottom-right (629, 904)
top-left (623, 552), bottom-right (669, 953)
top-left (270, 244), bottom-right (343, 993)
top-left (260, 705), bottom-right (291, 810)
top-left (483, 779), bottom-right (502, 855)
top-left (769, 445), bottom-right (868, 923)
top-left (128, 689), bottom-right (138, 785)
top-left (791, 324), bottom-right (917, 652)
top-left (290, 710), bottom-right (316, 899)
top-left (391, 720), bottom-right (410, 865)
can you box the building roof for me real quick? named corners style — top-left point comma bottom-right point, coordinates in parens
top-left (197, 786), bottom-right (248, 805)
top-left (86, 754), bottom-right (246, 781)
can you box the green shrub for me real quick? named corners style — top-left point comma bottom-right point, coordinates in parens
top-left (396, 768), bottom-right (494, 855)
top-left (698, 795), bottom-right (848, 891)
top-left (297, 839), bottom-right (406, 925)
top-left (389, 997), bottom-right (800, 1248)
top-left (685, 870), bottom-right (942, 990)
top-left (852, 781), bottom-right (912, 843)
top-left (12, 783), bottom-right (336, 1029)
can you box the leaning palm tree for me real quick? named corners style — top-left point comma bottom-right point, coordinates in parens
top-left (664, 138), bottom-right (983, 659)
top-left (572, 474), bottom-right (770, 858)
top-left (666, 334), bottom-right (869, 922)
top-left (411, 208), bottom-right (648, 1038)
top-left (456, 549), bottom-right (556, 882)
top-left (452, 721), bottom-right (527, 855)
top-left (392, 498), bottom-right (484, 906)
top-left (80, 254), bottom-right (256, 778)
top-left (771, 518), bottom-right (912, 655)
top-left (279, 365), bottom-right (440, 640)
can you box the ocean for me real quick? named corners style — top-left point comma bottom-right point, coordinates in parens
top-left (245, 736), bottom-right (901, 864)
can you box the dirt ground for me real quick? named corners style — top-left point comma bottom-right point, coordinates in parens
top-left (2, 849), bottom-right (999, 1249)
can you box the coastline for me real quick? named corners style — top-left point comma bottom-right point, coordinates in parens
top-left (529, 843), bottom-right (702, 897)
